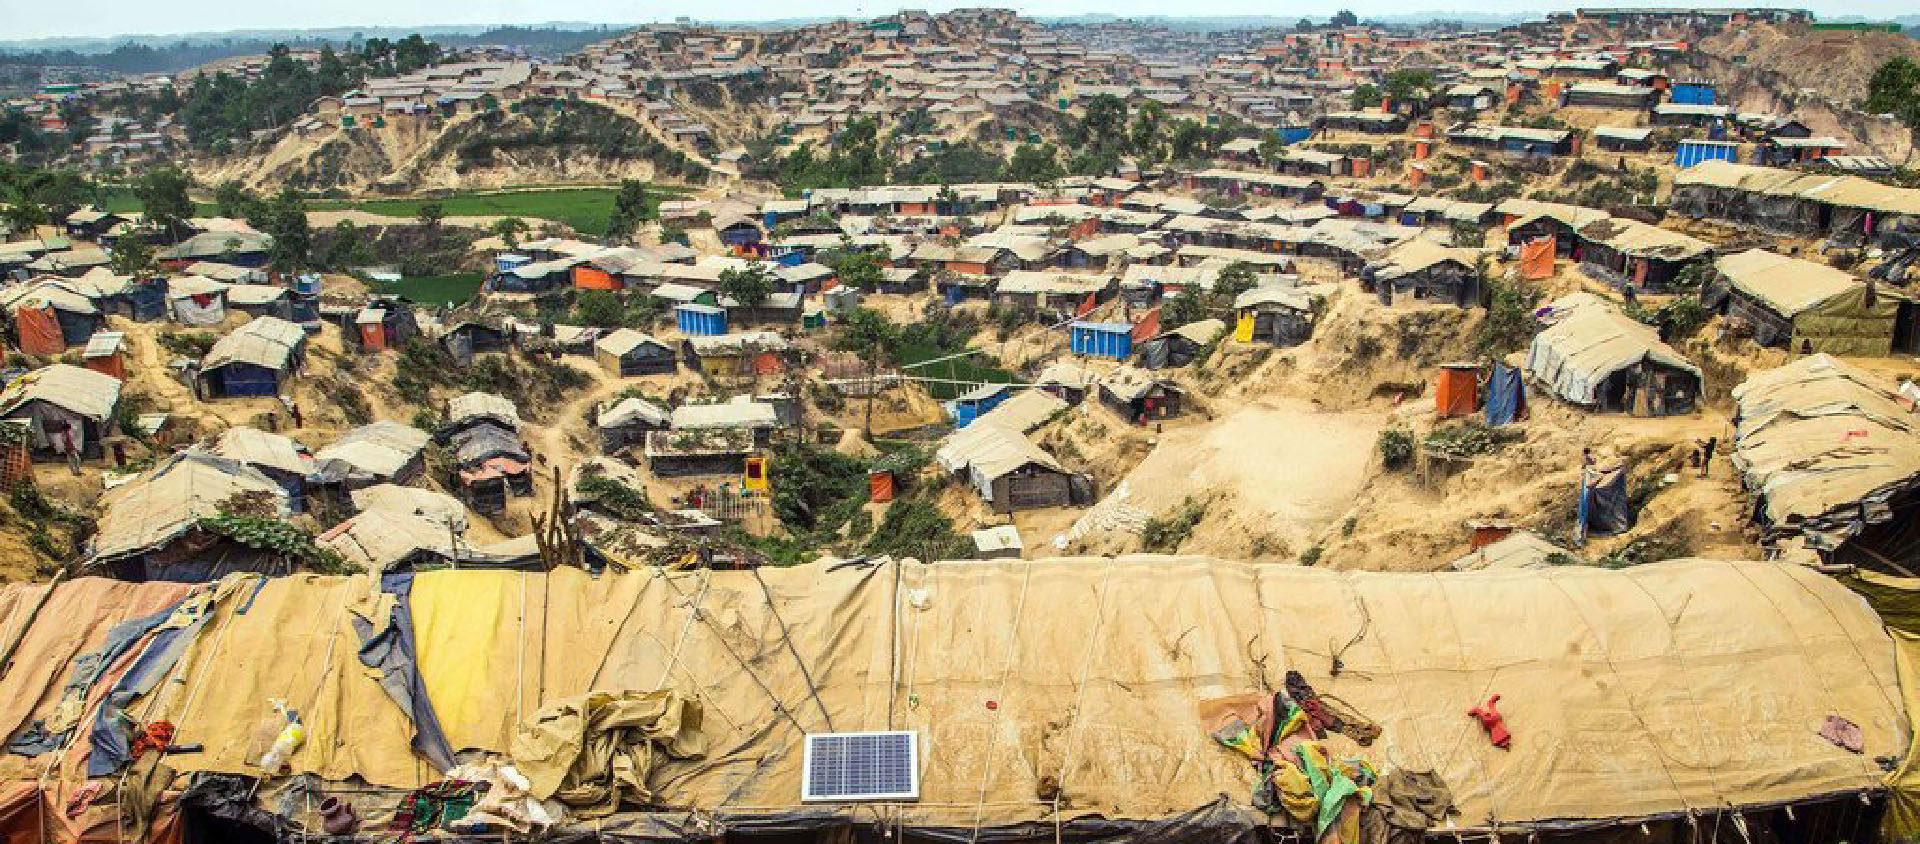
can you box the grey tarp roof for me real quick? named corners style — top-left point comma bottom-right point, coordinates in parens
top-left (0, 363), bottom-right (122, 422)
top-left (446, 391), bottom-right (520, 429)
top-left (1525, 293), bottom-right (1701, 405)
top-left (209, 426), bottom-right (312, 476)
top-left (89, 450), bottom-right (287, 562)
top-left (201, 316), bottom-right (305, 371)
top-left (314, 421), bottom-right (431, 480)
top-left (599, 396), bottom-right (670, 429)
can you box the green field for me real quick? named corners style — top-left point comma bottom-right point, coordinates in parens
top-left (896, 339), bottom-right (1016, 401)
top-left (369, 272), bottom-right (485, 305)
top-left (310, 185), bottom-right (689, 236)
top-left (98, 184), bottom-right (690, 237)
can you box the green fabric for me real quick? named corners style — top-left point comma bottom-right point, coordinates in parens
top-left (1296, 742), bottom-right (1361, 836)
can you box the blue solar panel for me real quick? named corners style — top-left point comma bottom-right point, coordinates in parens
top-left (802, 731), bottom-right (920, 801)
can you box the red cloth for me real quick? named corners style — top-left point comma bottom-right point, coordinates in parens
top-left (130, 721), bottom-right (175, 760)
top-left (1467, 695), bottom-right (1510, 749)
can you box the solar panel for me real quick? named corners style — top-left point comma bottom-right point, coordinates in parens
top-left (801, 731), bottom-right (921, 802)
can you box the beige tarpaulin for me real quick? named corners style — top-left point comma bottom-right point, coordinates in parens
top-left (511, 690), bottom-right (704, 818)
top-left (0, 559), bottom-right (1905, 835)
top-left (1883, 630), bottom-right (1920, 841)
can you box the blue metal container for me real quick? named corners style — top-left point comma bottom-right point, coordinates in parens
top-left (675, 304), bottom-right (729, 336)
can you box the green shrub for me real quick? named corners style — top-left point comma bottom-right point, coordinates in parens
top-left (1377, 428), bottom-right (1415, 470)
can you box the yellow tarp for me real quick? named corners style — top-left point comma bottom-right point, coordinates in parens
top-left (0, 559), bottom-right (1905, 833)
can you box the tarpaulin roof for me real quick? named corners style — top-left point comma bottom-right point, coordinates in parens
top-left (1676, 160), bottom-right (1920, 215)
top-left (1715, 248), bottom-right (1866, 318)
top-left (0, 279), bottom-right (98, 314)
top-left (1525, 293), bottom-right (1701, 405)
top-left (1367, 238), bottom-right (1482, 280)
top-left (201, 316), bottom-right (305, 371)
top-left (1730, 354), bottom-right (1920, 544)
top-left (445, 391), bottom-right (520, 429)
top-left (350, 483), bottom-right (469, 532)
top-left (314, 421), bottom-right (431, 480)
top-left (1575, 217), bottom-right (1714, 261)
top-left (935, 421), bottom-right (1064, 480)
top-left (88, 450), bottom-right (288, 563)
top-left (593, 328), bottom-right (670, 358)
top-left (0, 558), bottom-right (1899, 835)
top-left (208, 426), bottom-right (311, 476)
top-left (671, 397), bottom-right (779, 430)
top-left (0, 363), bottom-right (122, 422)
top-left (598, 395), bottom-right (670, 430)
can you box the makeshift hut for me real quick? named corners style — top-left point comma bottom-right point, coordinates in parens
top-left (935, 423), bottom-right (1079, 512)
top-left (1573, 218), bottom-right (1715, 292)
top-left (351, 298), bottom-right (420, 351)
top-left (1033, 361), bottom-right (1099, 406)
top-left (593, 329), bottom-right (677, 376)
top-left (164, 275), bottom-right (228, 326)
top-left (1704, 249), bottom-right (1906, 356)
top-left (1361, 239), bottom-right (1484, 307)
top-left (311, 420), bottom-right (431, 490)
top-left (0, 558), bottom-right (1901, 843)
top-left (1137, 318), bottom-right (1223, 369)
top-left (949, 383), bottom-right (1015, 428)
top-left (1526, 293), bottom-right (1702, 416)
top-left (681, 331), bottom-right (789, 381)
top-left (224, 283), bottom-right (292, 319)
top-left (1100, 366), bottom-right (1185, 423)
top-left (198, 316), bottom-right (307, 398)
top-left (438, 318), bottom-right (515, 362)
top-left (350, 483), bottom-right (470, 532)
top-left (0, 363), bottom-right (122, 459)
top-left (86, 449), bottom-right (293, 580)
top-left (208, 426), bottom-right (313, 506)
top-left (440, 391), bottom-right (521, 440)
top-left (1233, 286), bottom-right (1318, 346)
top-left (80, 331), bottom-right (128, 380)
top-left (1730, 354), bottom-right (1920, 569)
top-left (2, 280), bottom-right (100, 354)
top-left (597, 395), bottom-right (671, 452)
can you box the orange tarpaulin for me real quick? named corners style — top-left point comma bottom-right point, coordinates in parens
top-left (359, 322), bottom-right (387, 351)
top-left (572, 265), bottom-right (620, 290)
top-left (1436, 364), bottom-right (1478, 419)
top-left (83, 352), bottom-right (125, 381)
top-left (869, 470), bottom-right (895, 503)
top-left (752, 352), bottom-right (784, 375)
top-left (14, 305), bottom-right (66, 356)
top-left (1519, 237), bottom-right (1556, 281)
top-left (1131, 306), bottom-right (1162, 343)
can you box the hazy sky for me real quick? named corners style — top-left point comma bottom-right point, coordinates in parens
top-left (1, 0), bottom-right (1909, 42)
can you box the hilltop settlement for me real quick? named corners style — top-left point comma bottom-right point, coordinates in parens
top-left (2, 5), bottom-right (1920, 843)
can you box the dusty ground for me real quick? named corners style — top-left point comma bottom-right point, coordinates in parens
top-left (1065, 400), bottom-right (1386, 561)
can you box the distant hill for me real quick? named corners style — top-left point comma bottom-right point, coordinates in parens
top-left (0, 24), bottom-right (626, 74)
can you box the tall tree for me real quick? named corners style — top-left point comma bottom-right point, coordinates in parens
top-left (108, 232), bottom-right (157, 278)
top-left (833, 308), bottom-right (901, 434)
top-left (718, 262), bottom-right (775, 310)
top-left (604, 179), bottom-right (652, 241)
top-left (264, 187), bottom-right (311, 273)
top-left (1865, 57), bottom-right (1920, 129)
top-left (135, 166), bottom-right (194, 242)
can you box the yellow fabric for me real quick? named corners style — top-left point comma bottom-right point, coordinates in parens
top-left (510, 690), bottom-right (704, 818)
top-left (1234, 311), bottom-right (1255, 342)
top-left (141, 574), bottom-right (426, 788)
top-left (412, 567), bottom-right (660, 754)
top-left (1884, 629), bottom-right (1920, 841)
top-left (1271, 761), bottom-right (1318, 823)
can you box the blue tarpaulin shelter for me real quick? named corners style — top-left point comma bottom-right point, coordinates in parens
top-left (1484, 362), bottom-right (1528, 426)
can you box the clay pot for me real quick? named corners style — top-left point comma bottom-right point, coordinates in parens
top-left (319, 797), bottom-right (359, 836)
